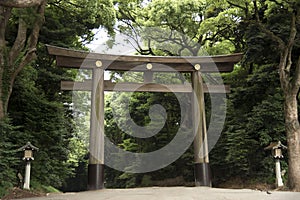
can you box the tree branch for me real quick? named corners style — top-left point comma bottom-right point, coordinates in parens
top-left (0, 0), bottom-right (42, 8)
top-left (285, 13), bottom-right (297, 74)
top-left (250, 0), bottom-right (295, 92)
top-left (292, 55), bottom-right (300, 93)
top-left (0, 7), bottom-right (11, 49)
top-left (10, 0), bottom-right (46, 87)
top-left (9, 18), bottom-right (27, 66)
top-left (227, 0), bottom-right (248, 16)
top-left (268, 0), bottom-right (285, 7)
top-left (278, 10), bottom-right (298, 93)
top-left (290, 9), bottom-right (300, 92)
top-left (253, 0), bottom-right (285, 51)
top-left (253, 0), bottom-right (260, 22)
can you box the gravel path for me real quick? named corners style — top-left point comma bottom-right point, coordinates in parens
top-left (18, 187), bottom-right (300, 200)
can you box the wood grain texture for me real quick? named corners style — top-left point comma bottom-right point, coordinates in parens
top-left (61, 80), bottom-right (230, 93)
top-left (47, 45), bottom-right (242, 72)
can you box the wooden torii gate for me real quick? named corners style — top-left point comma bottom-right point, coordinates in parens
top-left (47, 45), bottom-right (242, 190)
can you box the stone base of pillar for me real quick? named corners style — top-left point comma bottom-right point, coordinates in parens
top-left (88, 164), bottom-right (104, 190)
top-left (195, 163), bottom-right (211, 187)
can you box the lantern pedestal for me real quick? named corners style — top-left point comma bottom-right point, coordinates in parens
top-left (23, 161), bottom-right (31, 190)
top-left (275, 159), bottom-right (283, 187)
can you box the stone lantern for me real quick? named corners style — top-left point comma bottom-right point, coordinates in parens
top-left (18, 142), bottom-right (38, 190)
top-left (264, 141), bottom-right (287, 188)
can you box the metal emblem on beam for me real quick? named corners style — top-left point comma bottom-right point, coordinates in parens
top-left (194, 64), bottom-right (201, 71)
top-left (146, 63), bottom-right (153, 70)
top-left (95, 60), bottom-right (102, 68)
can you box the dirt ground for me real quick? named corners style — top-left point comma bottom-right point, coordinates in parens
top-left (1, 188), bottom-right (46, 200)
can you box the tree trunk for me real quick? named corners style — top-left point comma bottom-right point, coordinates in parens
top-left (0, 0), bottom-right (42, 8)
top-left (276, 10), bottom-right (300, 190)
top-left (0, 6), bottom-right (10, 119)
top-left (0, 1), bottom-right (46, 120)
top-left (0, 63), bottom-right (15, 119)
top-left (284, 92), bottom-right (300, 191)
top-left (0, 99), bottom-right (4, 119)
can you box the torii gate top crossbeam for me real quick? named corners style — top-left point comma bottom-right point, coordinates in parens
top-left (46, 45), bottom-right (242, 73)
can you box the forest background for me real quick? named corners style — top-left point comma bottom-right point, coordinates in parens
top-left (1, 0), bottom-right (300, 197)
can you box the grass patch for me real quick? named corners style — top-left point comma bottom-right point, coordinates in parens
top-left (30, 180), bottom-right (61, 193)
top-left (39, 185), bottom-right (61, 193)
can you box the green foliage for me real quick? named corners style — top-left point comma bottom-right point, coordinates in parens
top-left (210, 63), bottom-right (287, 184)
top-left (104, 0), bottom-right (295, 187)
top-left (1, 0), bottom-right (297, 191)
top-left (114, 0), bottom-right (240, 56)
top-left (0, 118), bottom-right (21, 197)
top-left (42, 0), bottom-right (115, 47)
top-left (30, 181), bottom-right (61, 193)
top-left (1, 0), bottom-right (116, 193)
top-left (140, 175), bottom-right (152, 187)
top-left (7, 65), bottom-right (71, 188)
top-left (209, 0), bottom-right (300, 186)
top-left (103, 71), bottom-right (195, 188)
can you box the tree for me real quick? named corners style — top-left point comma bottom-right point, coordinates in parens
top-left (0, 0), bottom-right (42, 8)
top-left (0, 0), bottom-right (116, 119)
top-left (263, 2), bottom-right (300, 191)
top-left (0, 0), bottom-right (116, 193)
top-left (111, 0), bottom-right (300, 190)
top-left (233, 0), bottom-right (300, 191)
top-left (113, 0), bottom-right (240, 56)
top-left (204, 0), bottom-right (300, 190)
top-left (210, 63), bottom-right (287, 185)
top-left (0, 0), bottom-right (47, 119)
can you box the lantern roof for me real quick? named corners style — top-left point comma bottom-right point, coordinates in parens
top-left (18, 142), bottom-right (39, 151)
top-left (264, 141), bottom-right (287, 150)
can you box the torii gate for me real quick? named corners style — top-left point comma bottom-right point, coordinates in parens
top-left (47, 45), bottom-right (242, 190)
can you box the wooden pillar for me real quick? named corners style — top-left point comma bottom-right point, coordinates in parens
top-left (88, 64), bottom-right (105, 190)
top-left (192, 70), bottom-right (211, 187)
top-left (143, 71), bottom-right (154, 83)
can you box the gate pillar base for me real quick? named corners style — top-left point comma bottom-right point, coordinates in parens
top-left (88, 164), bottom-right (104, 190)
top-left (195, 163), bottom-right (211, 187)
